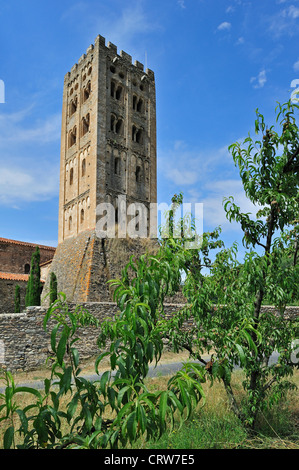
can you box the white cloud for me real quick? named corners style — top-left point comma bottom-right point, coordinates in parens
top-left (288, 5), bottom-right (299, 18)
top-left (268, 3), bottom-right (299, 37)
top-left (250, 69), bottom-right (267, 89)
top-left (0, 166), bottom-right (59, 206)
top-left (62, 1), bottom-right (161, 64)
top-left (0, 106), bottom-right (60, 206)
top-left (0, 109), bottom-right (61, 144)
top-left (177, 0), bottom-right (186, 9)
top-left (217, 22), bottom-right (232, 31)
top-left (294, 59), bottom-right (299, 71)
top-left (235, 36), bottom-right (244, 45)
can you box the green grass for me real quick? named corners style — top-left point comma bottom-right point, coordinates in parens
top-left (1, 362), bottom-right (298, 450)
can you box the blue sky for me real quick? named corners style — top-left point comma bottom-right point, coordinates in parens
top-left (0, 0), bottom-right (298, 256)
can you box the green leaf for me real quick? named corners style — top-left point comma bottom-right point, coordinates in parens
top-left (50, 323), bottom-right (59, 353)
top-left (126, 411), bottom-right (137, 441)
top-left (235, 343), bottom-right (246, 366)
top-left (100, 370), bottom-right (110, 396)
top-left (57, 332), bottom-right (68, 366)
top-left (159, 391), bottom-right (168, 423)
top-left (15, 386), bottom-right (43, 400)
top-left (3, 426), bottom-right (14, 449)
top-left (71, 348), bottom-right (79, 369)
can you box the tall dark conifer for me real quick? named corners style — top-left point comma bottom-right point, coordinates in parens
top-left (25, 247), bottom-right (41, 307)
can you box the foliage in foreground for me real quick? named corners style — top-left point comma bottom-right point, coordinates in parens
top-left (0, 99), bottom-right (299, 448)
top-left (0, 296), bottom-right (206, 449)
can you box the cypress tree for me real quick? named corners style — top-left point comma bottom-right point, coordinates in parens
top-left (14, 284), bottom-right (21, 313)
top-left (25, 247), bottom-right (41, 307)
top-left (50, 272), bottom-right (58, 304)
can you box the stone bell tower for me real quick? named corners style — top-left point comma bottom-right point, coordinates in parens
top-left (43, 35), bottom-right (157, 304)
top-left (58, 34), bottom-right (157, 243)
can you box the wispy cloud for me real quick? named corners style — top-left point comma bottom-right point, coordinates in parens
top-left (217, 21), bottom-right (232, 31)
top-left (294, 58), bottom-right (299, 71)
top-left (0, 166), bottom-right (59, 206)
top-left (0, 106), bottom-right (60, 206)
top-left (250, 69), bottom-right (267, 89)
top-left (0, 108), bottom-right (61, 144)
top-left (177, 0), bottom-right (186, 9)
top-left (61, 1), bottom-right (161, 64)
top-left (267, 3), bottom-right (299, 37)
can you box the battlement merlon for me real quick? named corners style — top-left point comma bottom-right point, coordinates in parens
top-left (64, 34), bottom-right (155, 82)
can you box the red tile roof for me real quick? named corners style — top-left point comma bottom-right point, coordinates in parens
top-left (0, 237), bottom-right (56, 251)
top-left (0, 272), bottom-right (45, 283)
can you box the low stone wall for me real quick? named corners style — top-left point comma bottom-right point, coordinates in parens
top-left (0, 302), bottom-right (298, 372)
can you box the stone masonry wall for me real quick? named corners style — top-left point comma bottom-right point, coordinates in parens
top-left (0, 278), bottom-right (28, 314)
top-left (0, 302), bottom-right (298, 373)
top-left (0, 238), bottom-right (55, 275)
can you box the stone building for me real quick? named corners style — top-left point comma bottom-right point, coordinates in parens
top-left (0, 238), bottom-right (56, 313)
top-left (42, 35), bottom-right (158, 304)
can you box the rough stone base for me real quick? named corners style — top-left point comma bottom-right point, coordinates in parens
top-left (42, 230), bottom-right (159, 306)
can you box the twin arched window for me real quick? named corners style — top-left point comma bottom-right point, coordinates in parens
top-left (110, 114), bottom-right (123, 135)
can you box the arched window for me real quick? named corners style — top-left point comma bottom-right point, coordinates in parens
top-left (83, 81), bottom-right (91, 102)
top-left (115, 118), bottom-right (123, 135)
top-left (69, 96), bottom-right (77, 116)
top-left (70, 168), bottom-right (74, 185)
top-left (111, 80), bottom-right (116, 98)
top-left (132, 125), bottom-right (137, 141)
top-left (24, 263), bottom-right (30, 274)
top-left (111, 115), bottom-right (123, 135)
top-left (82, 158), bottom-right (86, 177)
top-left (69, 216), bottom-right (72, 231)
top-left (114, 157), bottom-right (120, 175)
top-left (80, 209), bottom-right (85, 224)
top-left (110, 114), bottom-right (116, 132)
top-left (81, 114), bottom-right (90, 136)
top-left (137, 98), bottom-right (143, 113)
top-left (115, 85), bottom-right (122, 101)
top-left (136, 165), bottom-right (141, 183)
top-left (133, 95), bottom-right (137, 111)
top-left (136, 128), bottom-right (143, 144)
top-left (69, 127), bottom-right (77, 148)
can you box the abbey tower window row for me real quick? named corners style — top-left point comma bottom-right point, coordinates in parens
top-left (65, 195), bottom-right (91, 236)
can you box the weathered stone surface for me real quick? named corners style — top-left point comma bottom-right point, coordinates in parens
top-left (0, 303), bottom-right (298, 372)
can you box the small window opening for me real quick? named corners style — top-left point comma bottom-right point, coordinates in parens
top-left (69, 127), bottom-right (77, 148)
top-left (81, 114), bottom-right (90, 136)
top-left (132, 125), bottom-right (137, 141)
top-left (82, 158), bottom-right (86, 177)
top-left (114, 157), bottom-right (120, 175)
top-left (111, 80), bottom-right (115, 98)
top-left (24, 264), bottom-right (30, 274)
top-left (83, 82), bottom-right (91, 102)
top-left (136, 129), bottom-right (143, 144)
top-left (115, 119), bottom-right (123, 135)
top-left (137, 98), bottom-right (143, 113)
top-left (115, 85), bottom-right (122, 101)
top-left (69, 216), bottom-right (72, 231)
top-left (133, 95), bottom-right (137, 110)
top-left (80, 209), bottom-right (85, 224)
top-left (110, 114), bottom-right (116, 132)
top-left (136, 166), bottom-right (141, 183)
top-left (70, 168), bottom-right (74, 185)
top-left (70, 96), bottom-right (77, 116)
